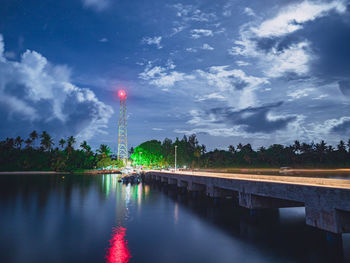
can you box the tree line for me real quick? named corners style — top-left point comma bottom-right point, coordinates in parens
top-left (130, 134), bottom-right (350, 168)
top-left (0, 131), bottom-right (123, 172)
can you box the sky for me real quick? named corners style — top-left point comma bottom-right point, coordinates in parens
top-left (1, 0), bottom-right (350, 151)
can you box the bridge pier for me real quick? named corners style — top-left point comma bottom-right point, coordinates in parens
top-left (239, 192), bottom-right (303, 209)
top-left (188, 181), bottom-right (206, 192)
top-left (305, 207), bottom-right (350, 234)
top-left (177, 180), bottom-right (188, 194)
top-left (161, 176), bottom-right (168, 184)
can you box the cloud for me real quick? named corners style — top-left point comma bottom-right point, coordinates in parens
top-left (201, 43), bottom-right (214, 50)
top-left (331, 117), bottom-right (350, 135)
top-left (287, 88), bottom-right (315, 100)
top-left (139, 62), bottom-right (194, 89)
top-left (185, 47), bottom-right (197, 52)
top-left (142, 36), bottom-right (163, 49)
top-left (190, 29), bottom-right (213, 39)
top-left (222, 0), bottom-right (235, 17)
top-left (230, 1), bottom-right (348, 79)
top-left (197, 66), bottom-right (268, 108)
top-left (251, 1), bottom-right (346, 38)
top-left (81, 0), bottom-right (110, 11)
top-left (339, 81), bottom-right (350, 97)
top-left (243, 7), bottom-right (255, 17)
top-left (152, 128), bottom-right (164, 131)
top-left (209, 102), bottom-right (296, 133)
top-left (236, 60), bottom-right (250, 66)
top-left (0, 34), bottom-right (113, 141)
top-left (173, 4), bottom-right (216, 22)
top-left (177, 102), bottom-right (296, 137)
top-left (99, 38), bottom-right (108, 42)
top-left (170, 26), bottom-right (185, 36)
top-left (195, 93), bottom-right (226, 102)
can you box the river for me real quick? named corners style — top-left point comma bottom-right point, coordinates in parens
top-left (0, 174), bottom-right (349, 263)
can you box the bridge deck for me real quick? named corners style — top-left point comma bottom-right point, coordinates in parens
top-left (153, 170), bottom-right (350, 189)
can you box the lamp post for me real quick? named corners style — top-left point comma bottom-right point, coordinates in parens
top-left (174, 145), bottom-right (178, 172)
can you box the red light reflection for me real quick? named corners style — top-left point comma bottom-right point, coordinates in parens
top-left (105, 226), bottom-right (131, 263)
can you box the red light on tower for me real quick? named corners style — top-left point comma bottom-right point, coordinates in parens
top-left (118, 90), bottom-right (126, 99)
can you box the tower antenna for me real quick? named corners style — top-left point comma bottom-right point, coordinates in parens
top-left (117, 90), bottom-right (128, 163)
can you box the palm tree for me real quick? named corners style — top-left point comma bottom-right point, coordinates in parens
top-left (80, 140), bottom-right (91, 153)
top-left (15, 136), bottom-right (24, 149)
top-left (66, 136), bottom-right (76, 155)
top-left (228, 145), bottom-right (235, 153)
top-left (40, 131), bottom-right (54, 151)
top-left (59, 139), bottom-right (66, 149)
top-left (200, 144), bottom-right (206, 154)
top-left (67, 136), bottom-right (76, 148)
top-left (337, 140), bottom-right (346, 152)
top-left (97, 144), bottom-right (111, 156)
top-left (24, 138), bottom-right (32, 148)
top-left (29, 130), bottom-right (38, 147)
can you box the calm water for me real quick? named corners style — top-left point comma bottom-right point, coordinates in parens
top-left (0, 174), bottom-right (349, 263)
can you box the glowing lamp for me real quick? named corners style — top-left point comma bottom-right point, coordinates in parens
top-left (118, 90), bottom-right (126, 98)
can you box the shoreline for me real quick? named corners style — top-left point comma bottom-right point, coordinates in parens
top-left (0, 171), bottom-right (69, 175)
top-left (0, 170), bottom-right (122, 175)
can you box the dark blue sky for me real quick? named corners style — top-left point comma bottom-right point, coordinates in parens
top-left (1, 0), bottom-right (350, 151)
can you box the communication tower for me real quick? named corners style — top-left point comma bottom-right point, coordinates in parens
top-left (117, 90), bottom-right (128, 162)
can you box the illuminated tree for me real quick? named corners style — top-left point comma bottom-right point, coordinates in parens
top-left (130, 140), bottom-right (164, 167)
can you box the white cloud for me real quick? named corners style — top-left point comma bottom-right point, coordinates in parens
top-left (186, 47), bottom-right (197, 52)
top-left (231, 26), bottom-right (313, 78)
top-left (287, 88), bottom-right (315, 100)
top-left (4, 51), bottom-right (16, 59)
top-left (173, 4), bottom-right (216, 22)
top-left (230, 0), bottom-right (347, 80)
top-left (252, 1), bottom-right (346, 38)
top-left (195, 93), bottom-right (226, 101)
top-left (139, 62), bottom-right (194, 88)
top-left (312, 94), bottom-right (328, 100)
top-left (99, 38), bottom-right (108, 42)
top-left (0, 35), bottom-right (4, 62)
top-left (81, 0), bottom-right (110, 11)
top-left (142, 36), bottom-right (163, 49)
top-left (190, 29), bottom-right (213, 39)
top-left (264, 41), bottom-right (312, 78)
top-left (0, 34), bottom-right (113, 141)
top-left (311, 116), bottom-right (350, 139)
top-left (243, 7), bottom-right (255, 17)
top-left (236, 60), bottom-right (250, 66)
top-left (152, 128), bottom-right (164, 131)
top-left (222, 0), bottom-right (235, 17)
top-left (201, 43), bottom-right (214, 50)
top-left (223, 10), bottom-right (231, 17)
top-left (197, 66), bottom-right (269, 109)
top-left (171, 26), bottom-right (185, 36)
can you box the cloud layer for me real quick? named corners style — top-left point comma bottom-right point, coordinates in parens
top-left (0, 35), bottom-right (113, 142)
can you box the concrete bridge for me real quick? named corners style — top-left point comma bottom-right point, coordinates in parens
top-left (145, 170), bottom-right (350, 235)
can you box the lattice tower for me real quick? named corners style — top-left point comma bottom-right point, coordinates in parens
top-left (117, 92), bottom-right (128, 162)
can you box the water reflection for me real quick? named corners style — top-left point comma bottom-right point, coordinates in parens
top-left (106, 226), bottom-right (131, 263)
top-left (0, 174), bottom-right (348, 263)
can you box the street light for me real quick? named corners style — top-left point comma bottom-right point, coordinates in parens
top-left (174, 145), bottom-right (178, 172)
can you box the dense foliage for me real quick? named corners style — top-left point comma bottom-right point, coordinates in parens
top-left (131, 135), bottom-right (350, 168)
top-left (0, 131), bottom-right (124, 172)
